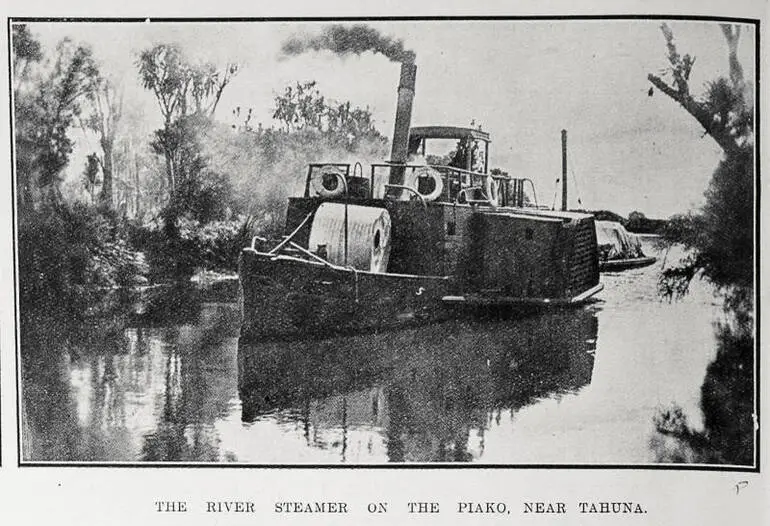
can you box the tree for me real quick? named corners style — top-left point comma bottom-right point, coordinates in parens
top-left (326, 101), bottom-right (381, 146)
top-left (82, 76), bottom-right (123, 208)
top-left (648, 23), bottom-right (754, 466)
top-left (137, 44), bottom-right (191, 195)
top-left (82, 152), bottom-right (101, 203)
top-left (625, 211), bottom-right (646, 232)
top-left (13, 28), bottom-right (148, 304)
top-left (12, 24), bottom-right (43, 91)
top-left (648, 24), bottom-right (754, 299)
top-left (271, 80), bottom-right (385, 149)
top-left (106, 97), bottom-right (163, 220)
top-left (137, 44), bottom-right (239, 198)
top-left (12, 25), bottom-right (43, 209)
top-left (647, 24), bottom-right (752, 158)
top-left (14, 35), bottom-right (99, 209)
top-left (272, 81), bottom-right (326, 132)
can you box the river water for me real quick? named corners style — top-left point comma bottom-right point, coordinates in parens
top-left (20, 242), bottom-right (742, 464)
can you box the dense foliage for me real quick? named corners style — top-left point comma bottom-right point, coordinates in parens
top-left (660, 149), bottom-right (754, 296)
top-left (13, 24), bottom-right (388, 302)
top-left (14, 33), bottom-right (98, 208)
top-left (18, 203), bottom-right (148, 302)
top-left (129, 216), bottom-right (257, 279)
top-left (13, 26), bottom-right (148, 307)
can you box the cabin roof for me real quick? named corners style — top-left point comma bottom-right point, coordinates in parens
top-left (488, 208), bottom-right (596, 222)
top-left (409, 126), bottom-right (491, 142)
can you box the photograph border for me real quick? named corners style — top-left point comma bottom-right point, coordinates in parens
top-left (8, 14), bottom-right (761, 472)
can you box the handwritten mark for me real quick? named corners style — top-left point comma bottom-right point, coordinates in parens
top-left (735, 481), bottom-right (748, 495)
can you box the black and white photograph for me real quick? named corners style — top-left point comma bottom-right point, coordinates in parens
top-left (9, 16), bottom-right (758, 471)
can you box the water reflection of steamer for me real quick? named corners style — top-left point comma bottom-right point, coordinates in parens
top-left (238, 307), bottom-right (598, 462)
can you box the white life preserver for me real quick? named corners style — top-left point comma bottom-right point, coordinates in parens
top-left (414, 167), bottom-right (444, 202)
top-left (314, 165), bottom-right (346, 198)
top-left (484, 175), bottom-right (499, 208)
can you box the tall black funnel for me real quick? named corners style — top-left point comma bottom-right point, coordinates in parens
top-left (388, 62), bottom-right (417, 185)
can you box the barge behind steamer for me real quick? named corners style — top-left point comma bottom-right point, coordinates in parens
top-left (239, 62), bottom-right (603, 340)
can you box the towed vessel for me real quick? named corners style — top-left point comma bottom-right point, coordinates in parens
top-left (239, 62), bottom-right (603, 340)
top-left (595, 221), bottom-right (657, 271)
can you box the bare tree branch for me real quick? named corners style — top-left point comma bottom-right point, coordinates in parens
top-left (648, 23), bottom-right (750, 156)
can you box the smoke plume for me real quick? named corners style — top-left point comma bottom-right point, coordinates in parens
top-left (281, 24), bottom-right (415, 64)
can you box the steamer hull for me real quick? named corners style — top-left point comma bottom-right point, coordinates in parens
top-left (239, 249), bottom-right (452, 340)
top-left (239, 201), bottom-right (603, 341)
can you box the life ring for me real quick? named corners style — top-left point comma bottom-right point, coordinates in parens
top-left (484, 175), bottom-right (499, 208)
top-left (414, 167), bottom-right (444, 202)
top-left (314, 165), bottom-right (346, 198)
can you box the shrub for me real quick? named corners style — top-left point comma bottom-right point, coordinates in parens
top-left (18, 202), bottom-right (148, 304)
top-left (659, 149), bottom-right (754, 299)
top-left (177, 216), bottom-right (257, 271)
top-left (129, 214), bottom-right (258, 280)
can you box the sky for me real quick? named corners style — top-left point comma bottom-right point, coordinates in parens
top-left (20, 19), bottom-right (756, 218)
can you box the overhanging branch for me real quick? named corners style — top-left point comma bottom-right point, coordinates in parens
top-left (648, 73), bottom-right (739, 155)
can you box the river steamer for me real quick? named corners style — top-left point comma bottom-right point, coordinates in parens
top-left (239, 62), bottom-right (603, 339)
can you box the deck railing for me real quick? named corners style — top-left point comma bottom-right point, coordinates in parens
top-left (303, 162), bottom-right (537, 208)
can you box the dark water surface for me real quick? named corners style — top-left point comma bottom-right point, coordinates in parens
top-left (21, 243), bottom-right (742, 464)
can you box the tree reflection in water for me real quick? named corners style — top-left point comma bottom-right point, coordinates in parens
top-left (21, 284), bottom-right (242, 462)
top-left (140, 309), bottom-right (241, 462)
top-left (21, 292), bottom-right (132, 461)
top-left (651, 295), bottom-right (755, 465)
top-left (238, 309), bottom-right (598, 463)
